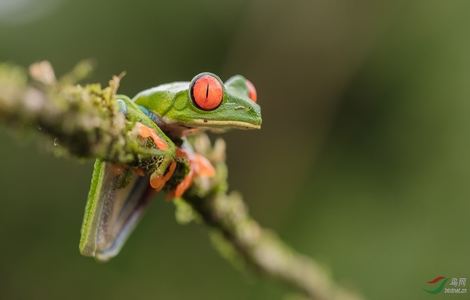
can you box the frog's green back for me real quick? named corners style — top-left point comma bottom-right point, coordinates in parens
top-left (132, 82), bottom-right (189, 120)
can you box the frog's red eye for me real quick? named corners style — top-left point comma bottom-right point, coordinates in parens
top-left (246, 79), bottom-right (257, 102)
top-left (190, 74), bottom-right (223, 111)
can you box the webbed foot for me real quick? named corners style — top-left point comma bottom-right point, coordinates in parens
top-left (171, 148), bottom-right (215, 198)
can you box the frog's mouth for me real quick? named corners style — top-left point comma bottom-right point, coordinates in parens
top-left (188, 119), bottom-right (261, 129)
top-left (157, 117), bottom-right (261, 137)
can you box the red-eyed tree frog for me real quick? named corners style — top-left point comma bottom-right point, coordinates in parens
top-left (79, 73), bottom-right (261, 261)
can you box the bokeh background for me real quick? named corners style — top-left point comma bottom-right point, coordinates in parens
top-left (1, 0), bottom-right (469, 299)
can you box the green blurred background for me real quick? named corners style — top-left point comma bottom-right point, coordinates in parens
top-left (1, 0), bottom-right (469, 299)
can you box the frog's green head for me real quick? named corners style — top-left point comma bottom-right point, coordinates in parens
top-left (134, 72), bottom-right (261, 130)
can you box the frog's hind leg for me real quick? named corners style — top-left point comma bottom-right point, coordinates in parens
top-left (80, 160), bottom-right (154, 261)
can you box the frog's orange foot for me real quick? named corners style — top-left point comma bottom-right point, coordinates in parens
top-left (150, 160), bottom-right (176, 191)
top-left (168, 149), bottom-right (215, 199)
top-left (137, 123), bottom-right (168, 151)
top-left (176, 149), bottom-right (215, 177)
top-left (192, 154), bottom-right (215, 177)
top-left (172, 169), bottom-right (194, 198)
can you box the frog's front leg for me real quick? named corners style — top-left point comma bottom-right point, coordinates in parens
top-left (117, 96), bottom-right (176, 191)
top-left (137, 123), bottom-right (177, 190)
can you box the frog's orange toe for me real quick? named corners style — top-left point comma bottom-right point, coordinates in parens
top-left (173, 169), bottom-right (194, 198)
top-left (150, 161), bottom-right (177, 191)
top-left (150, 173), bottom-right (166, 191)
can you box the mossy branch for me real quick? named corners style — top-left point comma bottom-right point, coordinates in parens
top-left (0, 61), bottom-right (362, 300)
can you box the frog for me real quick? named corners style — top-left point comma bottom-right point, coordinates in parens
top-left (79, 72), bottom-right (261, 261)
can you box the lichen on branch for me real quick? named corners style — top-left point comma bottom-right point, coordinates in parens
top-left (0, 61), bottom-right (165, 168)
